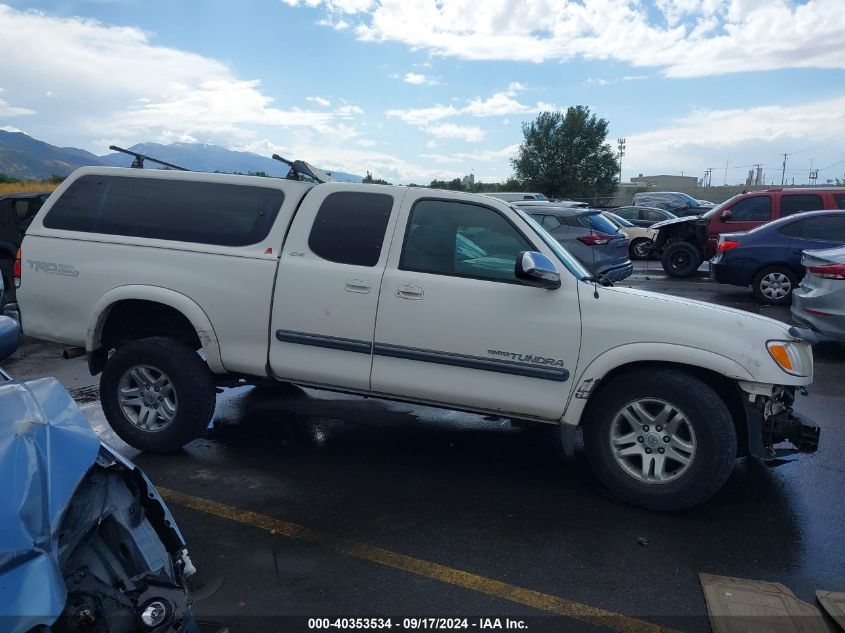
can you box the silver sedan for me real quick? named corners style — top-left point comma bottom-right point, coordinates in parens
top-left (791, 245), bottom-right (845, 342)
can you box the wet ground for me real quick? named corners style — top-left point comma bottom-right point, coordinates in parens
top-left (5, 263), bottom-right (844, 632)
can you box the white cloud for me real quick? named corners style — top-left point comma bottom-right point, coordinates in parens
top-left (404, 72), bottom-right (426, 85)
top-left (1, 125), bottom-right (24, 133)
top-left (385, 104), bottom-right (459, 126)
top-left (337, 104), bottom-right (364, 115)
top-left (425, 140), bottom-right (437, 148)
top-left (424, 123), bottom-right (486, 142)
top-left (464, 91), bottom-right (534, 117)
top-left (356, 138), bottom-right (377, 146)
top-left (420, 143), bottom-right (519, 163)
top-left (0, 5), bottom-right (339, 151)
top-left (284, 0), bottom-right (845, 78)
top-left (307, 96), bottom-right (331, 106)
top-left (584, 77), bottom-right (610, 86)
top-left (0, 88), bottom-right (35, 117)
top-left (625, 95), bottom-right (845, 179)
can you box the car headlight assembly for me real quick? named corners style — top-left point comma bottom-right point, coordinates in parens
top-left (766, 341), bottom-right (811, 377)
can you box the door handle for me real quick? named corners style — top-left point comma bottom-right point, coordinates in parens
top-left (395, 284), bottom-right (424, 300)
top-left (345, 279), bottom-right (371, 294)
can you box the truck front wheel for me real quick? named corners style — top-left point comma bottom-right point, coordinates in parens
top-left (100, 337), bottom-right (216, 453)
top-left (661, 242), bottom-right (702, 277)
top-left (583, 369), bottom-right (737, 511)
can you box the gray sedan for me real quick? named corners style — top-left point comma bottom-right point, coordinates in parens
top-left (525, 206), bottom-right (633, 282)
top-left (791, 245), bottom-right (845, 342)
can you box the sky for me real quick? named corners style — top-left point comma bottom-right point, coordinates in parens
top-left (0, 0), bottom-right (844, 185)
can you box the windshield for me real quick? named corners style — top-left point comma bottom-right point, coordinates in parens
top-left (513, 207), bottom-right (590, 279)
top-left (604, 212), bottom-right (634, 228)
top-left (583, 212), bottom-right (623, 235)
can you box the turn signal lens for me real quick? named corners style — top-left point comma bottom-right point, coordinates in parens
top-left (766, 341), bottom-right (809, 377)
top-left (13, 248), bottom-right (21, 288)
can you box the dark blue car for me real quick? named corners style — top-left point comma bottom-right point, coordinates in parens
top-left (710, 210), bottom-right (845, 304)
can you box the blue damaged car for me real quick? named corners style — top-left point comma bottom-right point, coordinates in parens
top-left (0, 277), bottom-right (200, 633)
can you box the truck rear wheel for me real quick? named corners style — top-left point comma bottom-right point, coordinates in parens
top-left (583, 369), bottom-right (737, 511)
top-left (661, 242), bottom-right (702, 277)
top-left (100, 337), bottom-right (216, 453)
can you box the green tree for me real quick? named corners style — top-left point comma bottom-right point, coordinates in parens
top-left (511, 106), bottom-right (619, 200)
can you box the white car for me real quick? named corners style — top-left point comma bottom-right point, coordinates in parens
top-left (602, 211), bottom-right (657, 259)
top-left (13, 166), bottom-right (820, 510)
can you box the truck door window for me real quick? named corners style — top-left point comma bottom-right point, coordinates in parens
top-left (834, 194), bottom-right (845, 209)
top-left (728, 196), bottom-right (771, 221)
top-left (780, 194), bottom-right (824, 217)
top-left (308, 191), bottom-right (394, 267)
top-left (400, 199), bottom-right (532, 282)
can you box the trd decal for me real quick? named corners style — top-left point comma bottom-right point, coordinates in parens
top-left (27, 260), bottom-right (80, 278)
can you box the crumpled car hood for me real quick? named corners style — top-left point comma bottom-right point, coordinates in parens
top-left (0, 378), bottom-right (101, 632)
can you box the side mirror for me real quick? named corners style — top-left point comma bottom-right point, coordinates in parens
top-left (721, 209), bottom-right (732, 220)
top-left (515, 251), bottom-right (561, 289)
top-left (0, 316), bottom-right (20, 363)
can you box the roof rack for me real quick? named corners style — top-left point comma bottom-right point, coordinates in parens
top-left (271, 155), bottom-right (333, 184)
top-left (108, 145), bottom-right (189, 171)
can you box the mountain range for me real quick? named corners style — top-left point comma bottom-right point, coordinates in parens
top-left (0, 130), bottom-right (362, 182)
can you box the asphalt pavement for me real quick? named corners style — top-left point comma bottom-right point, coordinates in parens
top-left (4, 263), bottom-right (844, 633)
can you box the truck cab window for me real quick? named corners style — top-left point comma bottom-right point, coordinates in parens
top-left (400, 199), bottom-right (532, 282)
top-left (728, 196), bottom-right (771, 221)
top-left (308, 191), bottom-right (394, 267)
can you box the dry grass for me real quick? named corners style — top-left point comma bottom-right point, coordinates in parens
top-left (0, 182), bottom-right (59, 196)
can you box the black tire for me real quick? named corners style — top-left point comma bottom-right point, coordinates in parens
top-left (752, 266), bottom-right (797, 305)
top-left (629, 238), bottom-right (653, 260)
top-left (100, 337), bottom-right (216, 453)
top-left (583, 369), bottom-right (737, 511)
top-left (661, 241), bottom-right (702, 277)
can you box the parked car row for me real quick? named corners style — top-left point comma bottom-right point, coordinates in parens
top-left (509, 201), bottom-right (634, 281)
top-left (650, 187), bottom-right (845, 277)
top-left (509, 187), bottom-right (845, 343)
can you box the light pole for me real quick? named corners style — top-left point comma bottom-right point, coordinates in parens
top-left (617, 138), bottom-right (626, 183)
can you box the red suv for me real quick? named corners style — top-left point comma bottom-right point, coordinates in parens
top-left (651, 188), bottom-right (845, 277)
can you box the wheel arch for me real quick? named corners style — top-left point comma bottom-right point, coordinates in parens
top-left (87, 286), bottom-right (224, 375)
top-left (563, 347), bottom-right (754, 456)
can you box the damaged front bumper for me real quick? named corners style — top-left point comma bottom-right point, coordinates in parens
top-left (742, 384), bottom-right (820, 459)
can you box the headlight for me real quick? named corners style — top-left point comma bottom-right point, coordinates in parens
top-left (766, 341), bottom-right (811, 377)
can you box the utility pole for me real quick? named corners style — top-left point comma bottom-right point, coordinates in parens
top-left (724, 160), bottom-right (729, 186)
top-left (704, 168), bottom-right (713, 187)
top-left (617, 138), bottom-right (626, 183)
top-left (781, 153), bottom-right (789, 186)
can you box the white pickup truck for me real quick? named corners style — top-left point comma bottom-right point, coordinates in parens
top-left (12, 166), bottom-right (821, 510)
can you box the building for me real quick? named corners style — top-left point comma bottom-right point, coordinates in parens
top-left (629, 174), bottom-right (699, 190)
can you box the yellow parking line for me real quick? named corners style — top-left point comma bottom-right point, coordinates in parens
top-left (159, 487), bottom-right (677, 633)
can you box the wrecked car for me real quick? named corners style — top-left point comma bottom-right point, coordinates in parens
top-left (0, 297), bottom-right (198, 632)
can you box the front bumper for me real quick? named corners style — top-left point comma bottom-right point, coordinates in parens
top-left (744, 385), bottom-right (820, 459)
top-left (709, 259), bottom-right (752, 287)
